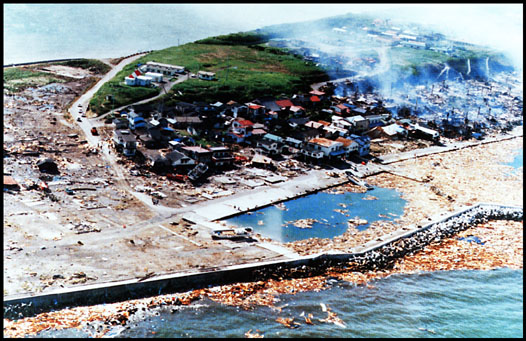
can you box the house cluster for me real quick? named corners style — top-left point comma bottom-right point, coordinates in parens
top-left (383, 72), bottom-right (523, 139)
top-left (325, 16), bottom-right (473, 57)
top-left (126, 61), bottom-right (186, 86)
top-left (124, 61), bottom-right (218, 87)
top-left (109, 82), bottom-right (417, 181)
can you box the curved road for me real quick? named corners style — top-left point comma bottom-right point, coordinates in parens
top-left (67, 53), bottom-right (180, 217)
top-left (92, 74), bottom-right (189, 124)
top-left (68, 53), bottom-right (146, 147)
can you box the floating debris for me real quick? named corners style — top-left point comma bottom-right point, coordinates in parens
top-left (245, 329), bottom-right (264, 338)
top-left (318, 304), bottom-right (346, 328)
top-left (288, 218), bottom-right (319, 229)
top-left (276, 317), bottom-right (301, 329)
top-left (300, 311), bottom-right (314, 325)
top-left (347, 217), bottom-right (368, 226)
top-left (363, 195), bottom-right (378, 200)
top-left (274, 203), bottom-right (288, 211)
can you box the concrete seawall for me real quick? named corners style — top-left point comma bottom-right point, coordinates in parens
top-left (4, 203), bottom-right (522, 319)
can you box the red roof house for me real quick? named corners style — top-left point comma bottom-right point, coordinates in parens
top-left (309, 90), bottom-right (325, 96)
top-left (275, 99), bottom-right (294, 108)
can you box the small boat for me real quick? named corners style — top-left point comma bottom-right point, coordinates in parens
top-left (210, 227), bottom-right (254, 240)
top-left (188, 163), bottom-right (209, 182)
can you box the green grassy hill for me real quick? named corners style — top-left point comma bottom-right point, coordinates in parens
top-left (89, 33), bottom-right (328, 115)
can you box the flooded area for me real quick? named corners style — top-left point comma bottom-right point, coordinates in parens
top-left (505, 148), bottom-right (523, 169)
top-left (225, 187), bottom-right (406, 243)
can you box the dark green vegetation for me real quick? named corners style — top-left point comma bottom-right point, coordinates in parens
top-left (3, 67), bottom-right (64, 92)
top-left (89, 81), bottom-right (159, 116)
top-left (89, 32), bottom-right (328, 115)
top-left (195, 32), bottom-right (270, 45)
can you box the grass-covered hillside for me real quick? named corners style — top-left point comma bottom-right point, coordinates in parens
top-left (3, 67), bottom-right (66, 93)
top-left (4, 59), bottom-right (112, 93)
top-left (89, 32), bottom-right (328, 115)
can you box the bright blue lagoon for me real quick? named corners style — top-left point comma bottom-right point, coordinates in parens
top-left (224, 186), bottom-right (406, 243)
top-left (506, 148), bottom-right (523, 169)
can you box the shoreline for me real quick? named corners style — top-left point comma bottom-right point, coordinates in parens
top-left (3, 59), bottom-right (523, 337)
top-left (3, 203), bottom-right (522, 337)
top-left (3, 136), bottom-right (523, 336)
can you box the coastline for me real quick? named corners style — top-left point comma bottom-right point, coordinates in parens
top-left (3, 135), bottom-right (523, 337)
top-left (3, 205), bottom-right (522, 338)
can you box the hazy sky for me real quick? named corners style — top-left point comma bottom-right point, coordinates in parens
top-left (4, 3), bottom-right (523, 70)
top-left (192, 3), bottom-right (523, 69)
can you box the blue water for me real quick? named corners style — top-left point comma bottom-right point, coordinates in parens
top-left (225, 187), bottom-right (406, 243)
top-left (3, 4), bottom-right (254, 64)
top-left (99, 268), bottom-right (521, 338)
top-left (505, 148), bottom-right (523, 169)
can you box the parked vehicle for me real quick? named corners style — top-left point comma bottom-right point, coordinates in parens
top-left (90, 127), bottom-right (98, 136)
top-left (167, 173), bottom-right (188, 182)
top-left (210, 227), bottom-right (254, 240)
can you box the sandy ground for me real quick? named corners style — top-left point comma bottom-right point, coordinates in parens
top-left (4, 133), bottom-right (521, 295)
top-left (35, 65), bottom-right (95, 79)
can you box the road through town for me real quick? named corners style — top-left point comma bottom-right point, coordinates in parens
top-left (66, 53), bottom-right (182, 216)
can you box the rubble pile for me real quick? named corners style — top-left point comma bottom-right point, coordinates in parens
top-left (341, 204), bottom-right (523, 272)
top-left (3, 213), bottom-right (522, 338)
top-left (369, 137), bottom-right (523, 226)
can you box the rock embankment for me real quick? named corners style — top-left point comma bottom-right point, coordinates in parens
top-left (342, 204), bottom-right (522, 272)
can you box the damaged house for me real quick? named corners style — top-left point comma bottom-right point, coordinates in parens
top-left (113, 129), bottom-right (137, 156)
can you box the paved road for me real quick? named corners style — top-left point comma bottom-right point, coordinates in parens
top-left (66, 53), bottom-right (181, 216)
top-left (68, 53), bottom-right (147, 147)
top-left (93, 74), bottom-right (190, 122)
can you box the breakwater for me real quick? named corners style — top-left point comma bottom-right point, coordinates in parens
top-left (3, 51), bottom-right (155, 69)
top-left (4, 203), bottom-right (522, 320)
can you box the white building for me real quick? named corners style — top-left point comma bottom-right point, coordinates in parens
top-left (140, 61), bottom-right (185, 76)
top-left (335, 137), bottom-right (359, 155)
top-left (136, 75), bottom-right (152, 87)
top-left (198, 71), bottom-right (216, 80)
top-left (125, 75), bottom-right (137, 86)
top-left (145, 72), bottom-right (164, 82)
top-left (304, 137), bottom-right (344, 158)
top-left (113, 130), bottom-right (137, 156)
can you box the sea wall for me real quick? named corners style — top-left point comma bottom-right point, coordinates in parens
top-left (4, 203), bottom-right (522, 319)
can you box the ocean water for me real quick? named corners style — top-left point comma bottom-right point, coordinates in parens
top-left (225, 186), bottom-right (406, 243)
top-left (3, 4), bottom-right (253, 65)
top-left (91, 268), bottom-right (521, 338)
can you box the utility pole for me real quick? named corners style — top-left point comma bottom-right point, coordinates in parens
top-left (225, 56), bottom-right (229, 83)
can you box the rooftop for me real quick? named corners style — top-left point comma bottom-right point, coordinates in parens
top-left (182, 146), bottom-right (211, 154)
top-left (309, 137), bottom-right (340, 148)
